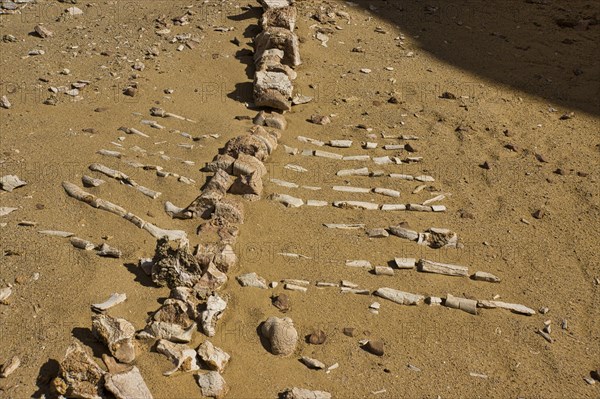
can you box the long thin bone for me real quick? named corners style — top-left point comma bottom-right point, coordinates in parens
top-left (62, 182), bottom-right (187, 242)
top-left (89, 163), bottom-right (161, 199)
top-left (150, 107), bottom-right (197, 123)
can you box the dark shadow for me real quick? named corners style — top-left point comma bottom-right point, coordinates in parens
top-left (351, 0), bottom-right (599, 115)
top-left (256, 322), bottom-right (271, 353)
top-left (235, 48), bottom-right (256, 79)
top-left (71, 327), bottom-right (108, 360)
top-left (242, 23), bottom-right (262, 39)
top-left (228, 7), bottom-right (262, 22)
top-left (32, 359), bottom-right (60, 399)
top-left (227, 82), bottom-right (255, 104)
top-left (123, 262), bottom-right (156, 288)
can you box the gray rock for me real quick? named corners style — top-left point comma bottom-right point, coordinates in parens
top-left (105, 366), bottom-right (153, 399)
top-left (197, 340), bottom-right (230, 373)
top-left (195, 371), bottom-right (228, 399)
top-left (236, 272), bottom-right (268, 289)
top-left (281, 387), bottom-right (332, 399)
top-left (261, 316), bottom-right (298, 356)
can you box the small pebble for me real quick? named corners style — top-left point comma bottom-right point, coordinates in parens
top-left (342, 327), bottom-right (355, 337)
top-left (308, 330), bottom-right (326, 345)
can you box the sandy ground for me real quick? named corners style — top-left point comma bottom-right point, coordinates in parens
top-left (0, 0), bottom-right (599, 398)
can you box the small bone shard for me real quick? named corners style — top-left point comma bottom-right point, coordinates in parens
top-left (0, 175), bottom-right (27, 192)
top-left (0, 287), bottom-right (12, 304)
top-left (472, 271), bottom-right (501, 283)
top-left (300, 356), bottom-right (325, 369)
top-left (477, 300), bottom-right (536, 316)
top-left (92, 293), bottom-right (127, 312)
top-left (82, 175), bottom-right (105, 187)
top-left (92, 314), bottom-right (137, 363)
top-left (0, 356), bottom-right (20, 378)
top-left (70, 237), bottom-right (96, 251)
top-left (97, 243), bottom-right (122, 258)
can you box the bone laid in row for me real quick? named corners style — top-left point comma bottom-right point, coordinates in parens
top-left (268, 194), bottom-right (447, 212)
top-left (62, 182), bottom-right (187, 242)
top-left (345, 257), bottom-right (500, 282)
top-left (300, 150), bottom-right (423, 164)
top-left (297, 136), bottom-right (353, 148)
top-left (89, 163), bottom-right (161, 199)
top-left (335, 168), bottom-right (433, 182)
top-left (374, 288), bottom-right (535, 316)
top-left (95, 151), bottom-right (195, 185)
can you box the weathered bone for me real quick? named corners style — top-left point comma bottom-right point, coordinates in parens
top-left (374, 288), bottom-right (424, 305)
top-left (62, 182), bottom-right (187, 242)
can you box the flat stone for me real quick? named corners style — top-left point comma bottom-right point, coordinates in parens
top-left (236, 272), bottom-right (268, 289)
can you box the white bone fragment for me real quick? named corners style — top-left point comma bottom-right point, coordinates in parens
top-left (329, 140), bottom-right (353, 148)
top-left (270, 178), bottom-right (299, 188)
top-left (374, 288), bottom-right (423, 305)
top-left (346, 260), bottom-right (372, 268)
top-left (92, 293), bottom-right (127, 311)
top-left (38, 230), bottom-right (74, 237)
top-left (285, 164), bottom-right (307, 172)
top-left (314, 150), bottom-right (343, 159)
top-left (373, 188), bottom-right (400, 197)
top-left (284, 283), bottom-right (307, 292)
top-left (336, 167), bottom-right (369, 177)
top-left (70, 237), bottom-right (96, 250)
top-left (394, 258), bottom-right (416, 269)
top-left (342, 155), bottom-right (370, 161)
top-left (418, 259), bottom-right (469, 277)
top-left (422, 194), bottom-right (446, 205)
top-left (477, 300), bottom-right (536, 316)
top-left (332, 186), bottom-right (370, 193)
top-left (306, 200), bottom-right (328, 207)
top-left (333, 201), bottom-right (379, 210)
top-left (373, 156), bottom-right (393, 165)
top-left (340, 287), bottom-right (370, 295)
top-left (323, 223), bottom-right (365, 229)
top-left (381, 204), bottom-right (407, 211)
top-left (297, 136), bottom-right (325, 146)
top-left (374, 266), bottom-right (394, 276)
top-left (270, 193), bottom-right (304, 207)
top-left (415, 175), bottom-right (435, 182)
top-left (389, 174), bottom-right (414, 180)
top-left (444, 294), bottom-right (478, 315)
